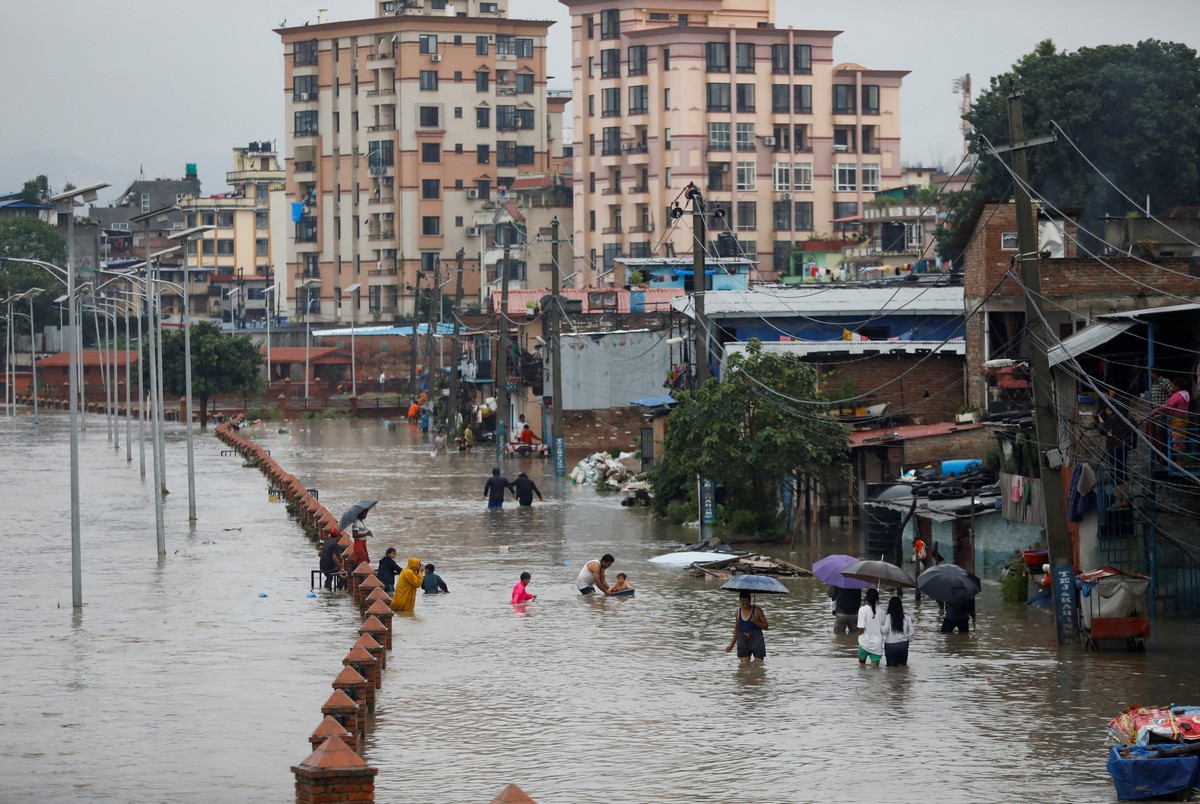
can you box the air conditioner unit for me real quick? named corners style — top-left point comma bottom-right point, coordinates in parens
top-left (763, 136), bottom-right (776, 146)
top-left (431, 53), bottom-right (443, 62)
top-left (467, 226), bottom-right (481, 236)
top-left (467, 189), bottom-right (480, 199)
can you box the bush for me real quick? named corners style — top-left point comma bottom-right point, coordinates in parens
top-left (664, 500), bottom-right (694, 525)
top-left (999, 553), bottom-right (1028, 603)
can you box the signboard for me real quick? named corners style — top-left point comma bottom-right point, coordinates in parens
top-left (699, 477), bottom-right (716, 525)
top-left (496, 424), bottom-right (506, 464)
top-left (554, 435), bottom-right (566, 476)
top-left (1049, 561), bottom-right (1079, 642)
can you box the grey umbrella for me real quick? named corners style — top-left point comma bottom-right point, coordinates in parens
top-left (720, 575), bottom-right (791, 594)
top-left (840, 559), bottom-right (917, 589)
top-left (337, 500), bottom-right (378, 534)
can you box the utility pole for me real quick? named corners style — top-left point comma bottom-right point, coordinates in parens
top-left (688, 184), bottom-right (710, 386)
top-left (408, 269), bottom-right (420, 396)
top-left (447, 248), bottom-right (465, 433)
top-left (1005, 83), bottom-right (1077, 644)
top-left (495, 227), bottom-right (512, 465)
top-left (550, 217), bottom-right (566, 476)
top-left (427, 255), bottom-right (441, 405)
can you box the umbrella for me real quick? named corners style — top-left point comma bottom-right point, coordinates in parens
top-left (720, 575), bottom-right (791, 595)
top-left (917, 563), bottom-right (982, 603)
top-left (840, 559), bottom-right (916, 589)
top-left (337, 500), bottom-right (378, 534)
top-left (812, 554), bottom-right (872, 590)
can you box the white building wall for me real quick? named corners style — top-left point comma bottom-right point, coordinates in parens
top-left (557, 330), bottom-right (671, 409)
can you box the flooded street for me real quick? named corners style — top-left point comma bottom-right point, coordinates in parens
top-left (2, 415), bottom-right (1199, 803)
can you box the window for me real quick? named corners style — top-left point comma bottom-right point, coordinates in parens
top-left (476, 36), bottom-right (489, 55)
top-left (419, 70), bottom-right (438, 90)
top-left (907, 223), bottom-right (924, 249)
top-left (707, 162), bottom-right (729, 191)
top-left (294, 40), bottom-right (318, 66)
top-left (475, 107), bottom-right (490, 128)
top-left (496, 105), bottom-right (515, 130)
top-left (706, 82), bottom-right (730, 112)
top-left (833, 85), bottom-right (856, 114)
top-left (862, 84), bottom-right (880, 115)
top-left (772, 85), bottom-right (790, 113)
top-left (705, 42), bottom-right (729, 72)
top-left (793, 44), bottom-right (812, 73)
top-left (421, 143), bottom-right (441, 163)
top-left (736, 162), bottom-right (755, 191)
top-left (256, 211), bottom-right (269, 230)
top-left (835, 163), bottom-right (857, 191)
top-left (476, 179), bottom-right (491, 199)
top-left (707, 122), bottom-right (730, 151)
top-left (628, 45), bottom-right (647, 76)
top-left (421, 179), bottom-right (440, 199)
top-left (516, 73), bottom-right (533, 93)
top-left (515, 38), bottom-right (533, 59)
top-left (600, 9), bottom-right (620, 39)
top-left (201, 211), bottom-right (215, 226)
top-left (216, 238), bottom-right (234, 256)
top-left (294, 110), bottom-right (318, 135)
top-left (678, 14), bottom-right (688, 26)
top-left (793, 162), bottom-right (813, 191)
top-left (862, 163), bottom-right (880, 192)
top-left (649, 12), bottom-right (669, 21)
top-left (736, 83), bottom-right (755, 112)
top-left (586, 15), bottom-right (594, 39)
top-left (1001, 232), bottom-right (1019, 250)
top-left (662, 47), bottom-right (670, 70)
top-left (735, 42), bottom-right (755, 73)
top-left (587, 94), bottom-right (594, 117)
top-left (369, 140), bottom-right (394, 168)
top-left (589, 210), bottom-right (596, 231)
top-left (497, 140), bottom-right (519, 166)
top-left (480, 1), bottom-right (498, 12)
top-left (600, 48), bottom-right (620, 78)
top-left (795, 202), bottom-right (813, 231)
top-left (602, 87), bottom-right (620, 117)
top-left (794, 85), bottom-right (812, 114)
top-left (476, 71), bottom-right (489, 91)
top-left (772, 240), bottom-right (793, 271)
top-left (422, 216), bottom-right (441, 236)
top-left (256, 238), bottom-right (269, 257)
top-left (515, 109), bottom-right (534, 130)
top-left (418, 106), bottom-right (440, 127)
top-left (833, 202), bottom-right (858, 232)
top-left (217, 211), bottom-right (234, 228)
top-left (833, 126), bottom-right (856, 152)
top-left (736, 122), bottom-right (755, 152)
top-left (477, 144), bottom-right (490, 164)
top-left (602, 126), bottom-right (621, 155)
top-left (419, 34), bottom-right (438, 55)
top-left (772, 201), bottom-right (791, 231)
top-left (200, 239), bottom-right (215, 256)
top-left (736, 200), bottom-right (756, 230)
top-left (628, 85), bottom-right (648, 115)
top-left (293, 74), bottom-right (318, 100)
top-left (771, 44), bottom-right (789, 74)
top-left (663, 88), bottom-right (670, 110)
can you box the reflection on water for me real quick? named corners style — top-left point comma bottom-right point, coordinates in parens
top-left (1, 416), bottom-right (1198, 802)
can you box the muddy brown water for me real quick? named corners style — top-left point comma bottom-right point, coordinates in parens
top-left (1, 416), bottom-right (1197, 803)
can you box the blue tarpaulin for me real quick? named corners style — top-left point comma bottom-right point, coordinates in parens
top-left (1107, 745), bottom-right (1200, 800)
top-left (291, 202), bottom-right (304, 223)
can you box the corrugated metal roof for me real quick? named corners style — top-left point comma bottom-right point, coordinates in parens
top-left (727, 339), bottom-right (964, 358)
top-left (1048, 321), bottom-right (1135, 367)
top-left (672, 286), bottom-right (964, 318)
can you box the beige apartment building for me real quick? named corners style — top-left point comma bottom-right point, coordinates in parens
top-left (561, 0), bottom-right (907, 283)
top-left (182, 143), bottom-right (287, 326)
top-left (277, 1), bottom-right (566, 324)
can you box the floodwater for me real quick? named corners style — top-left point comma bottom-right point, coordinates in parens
top-left (2, 415), bottom-right (1198, 803)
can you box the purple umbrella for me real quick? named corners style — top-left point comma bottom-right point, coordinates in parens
top-left (812, 554), bottom-right (872, 590)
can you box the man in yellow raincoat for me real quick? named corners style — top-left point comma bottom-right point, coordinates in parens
top-left (391, 558), bottom-right (424, 612)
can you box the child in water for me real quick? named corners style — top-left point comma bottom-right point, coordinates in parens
top-left (609, 573), bottom-right (634, 594)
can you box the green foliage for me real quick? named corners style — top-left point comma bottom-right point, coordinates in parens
top-left (0, 218), bottom-right (68, 327)
top-left (153, 321), bottom-right (262, 428)
top-left (663, 500), bottom-right (694, 525)
top-left (647, 340), bottom-right (848, 537)
top-left (19, 179), bottom-right (42, 204)
top-left (1000, 554), bottom-right (1029, 603)
top-left (943, 39), bottom-right (1200, 258)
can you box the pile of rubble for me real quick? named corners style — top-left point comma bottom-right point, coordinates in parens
top-left (570, 451), bottom-right (640, 490)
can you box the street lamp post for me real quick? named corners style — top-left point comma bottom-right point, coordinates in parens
top-left (262, 285), bottom-right (275, 388)
top-left (298, 278), bottom-right (320, 406)
top-left (168, 225), bottom-right (215, 523)
top-left (25, 288), bottom-right (43, 425)
top-left (50, 180), bottom-right (109, 609)
top-left (342, 283), bottom-right (361, 398)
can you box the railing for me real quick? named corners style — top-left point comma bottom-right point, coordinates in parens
top-left (367, 52), bottom-right (396, 61)
top-left (602, 187), bottom-right (622, 195)
top-left (370, 267), bottom-right (398, 276)
top-left (628, 224), bottom-right (653, 234)
top-left (630, 186), bottom-right (648, 194)
top-left (366, 123), bottom-right (396, 132)
top-left (294, 161), bottom-right (315, 173)
top-left (366, 88), bottom-right (395, 97)
top-left (601, 225), bottom-right (622, 234)
top-left (367, 231), bottom-right (395, 241)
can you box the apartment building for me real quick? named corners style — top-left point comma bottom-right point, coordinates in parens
top-left (182, 143), bottom-right (287, 327)
top-left (277, 1), bottom-right (565, 324)
top-left (561, 0), bottom-right (907, 283)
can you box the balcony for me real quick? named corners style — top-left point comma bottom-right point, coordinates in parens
top-left (368, 163), bottom-right (393, 176)
top-left (602, 187), bottom-right (622, 195)
top-left (628, 223), bottom-right (654, 234)
top-left (293, 92), bottom-right (319, 103)
top-left (366, 123), bottom-right (396, 132)
top-left (601, 225), bottom-right (623, 234)
top-left (294, 161), bottom-right (315, 174)
top-left (630, 185), bottom-right (648, 194)
top-left (367, 231), bottom-right (395, 241)
top-left (366, 87), bottom-right (396, 97)
top-left (370, 265), bottom-right (398, 276)
top-left (367, 51), bottom-right (396, 63)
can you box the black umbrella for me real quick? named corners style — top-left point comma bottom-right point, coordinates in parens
top-left (337, 500), bottom-right (378, 534)
top-left (917, 563), bottom-right (982, 603)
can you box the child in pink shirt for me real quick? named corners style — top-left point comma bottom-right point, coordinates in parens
top-left (511, 572), bottom-right (537, 604)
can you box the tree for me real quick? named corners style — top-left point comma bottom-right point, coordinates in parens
top-left (943, 39), bottom-right (1200, 258)
top-left (647, 340), bottom-right (848, 537)
top-left (19, 179), bottom-right (42, 204)
top-left (155, 321), bottom-right (262, 428)
top-left (0, 217), bottom-right (67, 328)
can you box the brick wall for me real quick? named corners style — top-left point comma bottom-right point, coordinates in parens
top-left (815, 353), bottom-right (966, 425)
top-left (901, 428), bottom-right (994, 466)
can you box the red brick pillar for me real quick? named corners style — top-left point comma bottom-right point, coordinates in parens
top-left (292, 735), bottom-right (377, 804)
top-left (278, 393), bottom-right (288, 419)
top-left (365, 588), bottom-right (391, 608)
top-left (320, 689), bottom-right (360, 742)
top-left (355, 633), bottom-right (386, 676)
top-left (361, 610), bottom-right (391, 651)
top-left (352, 563), bottom-right (375, 605)
top-left (357, 574), bottom-right (383, 608)
top-left (310, 715), bottom-right (356, 754)
top-left (332, 665), bottom-right (371, 717)
top-left (343, 646), bottom-right (378, 712)
top-left (349, 395), bottom-right (358, 415)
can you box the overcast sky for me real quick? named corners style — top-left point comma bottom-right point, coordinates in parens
top-left (1, 0), bottom-right (1197, 201)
